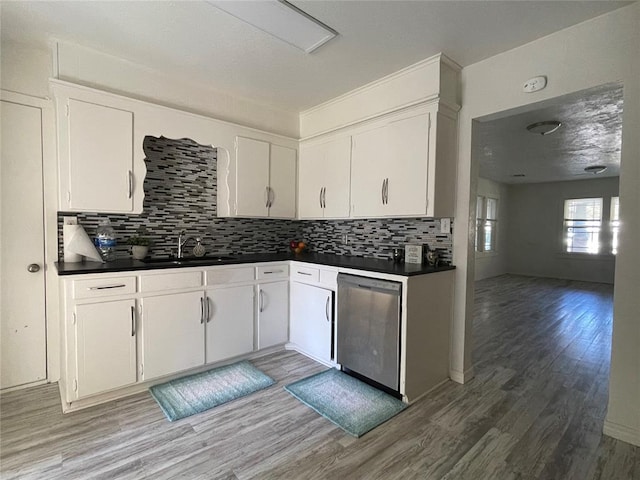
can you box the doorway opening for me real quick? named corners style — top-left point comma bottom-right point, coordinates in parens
top-left (468, 83), bottom-right (623, 458)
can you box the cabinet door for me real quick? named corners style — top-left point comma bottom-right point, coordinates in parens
top-left (385, 112), bottom-right (430, 216)
top-left (322, 136), bottom-right (352, 218)
top-left (68, 99), bottom-right (134, 212)
top-left (298, 142), bottom-right (326, 218)
top-left (257, 281), bottom-right (289, 349)
top-left (290, 282), bottom-right (332, 363)
top-left (75, 299), bottom-right (137, 398)
top-left (269, 144), bottom-right (297, 219)
top-left (236, 137), bottom-right (270, 217)
top-left (141, 291), bottom-right (205, 380)
top-left (350, 124), bottom-right (389, 217)
top-left (205, 286), bottom-right (254, 364)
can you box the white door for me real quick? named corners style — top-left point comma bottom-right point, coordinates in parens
top-left (322, 136), bottom-right (352, 218)
top-left (385, 112), bottom-right (430, 216)
top-left (298, 142), bottom-right (326, 218)
top-left (236, 137), bottom-right (270, 217)
top-left (268, 144), bottom-right (297, 219)
top-left (67, 99), bottom-right (134, 212)
top-left (141, 291), bottom-right (205, 380)
top-left (205, 285), bottom-right (254, 364)
top-left (257, 281), bottom-right (289, 349)
top-left (0, 100), bottom-right (47, 389)
top-left (75, 299), bottom-right (137, 398)
top-left (350, 124), bottom-right (389, 217)
top-left (290, 282), bottom-right (332, 363)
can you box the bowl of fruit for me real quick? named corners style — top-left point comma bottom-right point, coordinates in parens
top-left (289, 240), bottom-right (307, 254)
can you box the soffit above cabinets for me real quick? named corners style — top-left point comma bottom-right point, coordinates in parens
top-left (474, 84), bottom-right (623, 185)
top-left (1, 1), bottom-right (631, 112)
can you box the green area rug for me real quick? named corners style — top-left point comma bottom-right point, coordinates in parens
top-left (150, 360), bottom-right (275, 421)
top-left (284, 368), bottom-right (407, 437)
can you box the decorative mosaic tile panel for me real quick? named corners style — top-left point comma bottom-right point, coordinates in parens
top-left (58, 137), bottom-right (452, 262)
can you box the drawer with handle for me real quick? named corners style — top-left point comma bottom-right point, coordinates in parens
top-left (256, 264), bottom-right (289, 280)
top-left (206, 266), bottom-right (255, 286)
top-left (73, 276), bottom-right (137, 299)
top-left (291, 265), bottom-right (320, 283)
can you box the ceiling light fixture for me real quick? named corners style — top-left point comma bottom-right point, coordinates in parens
top-left (512, 174), bottom-right (526, 177)
top-left (526, 120), bottom-right (562, 136)
top-left (209, 0), bottom-right (338, 54)
top-left (584, 165), bottom-right (607, 174)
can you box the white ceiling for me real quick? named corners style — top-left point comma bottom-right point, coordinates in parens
top-left (0, 1), bottom-right (632, 113)
top-left (474, 84), bottom-right (624, 184)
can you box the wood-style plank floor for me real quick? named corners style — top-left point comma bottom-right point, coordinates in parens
top-left (2, 274), bottom-right (639, 479)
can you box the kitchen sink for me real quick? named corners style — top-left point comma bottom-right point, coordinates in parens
top-left (141, 255), bottom-right (236, 266)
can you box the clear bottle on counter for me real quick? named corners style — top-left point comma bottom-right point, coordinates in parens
top-left (95, 218), bottom-right (117, 261)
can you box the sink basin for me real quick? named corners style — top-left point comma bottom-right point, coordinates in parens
top-left (141, 255), bottom-right (236, 265)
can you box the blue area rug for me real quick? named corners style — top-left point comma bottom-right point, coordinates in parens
top-left (284, 369), bottom-right (408, 437)
top-left (150, 360), bottom-right (275, 421)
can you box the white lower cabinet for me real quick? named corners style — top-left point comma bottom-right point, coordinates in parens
top-left (256, 281), bottom-right (289, 349)
top-left (141, 291), bottom-right (205, 380)
top-left (290, 282), bottom-right (333, 364)
top-left (75, 299), bottom-right (137, 398)
top-left (205, 285), bottom-right (255, 364)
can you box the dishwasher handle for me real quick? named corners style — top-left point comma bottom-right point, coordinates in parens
top-left (337, 273), bottom-right (401, 296)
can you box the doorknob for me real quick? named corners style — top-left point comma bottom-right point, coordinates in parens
top-left (27, 263), bottom-right (41, 273)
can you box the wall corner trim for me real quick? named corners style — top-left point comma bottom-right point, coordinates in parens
top-left (450, 367), bottom-right (475, 384)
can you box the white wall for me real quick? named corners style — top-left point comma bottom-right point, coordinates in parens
top-left (506, 178), bottom-right (618, 284)
top-left (474, 177), bottom-right (508, 280)
top-left (1, 41), bottom-right (51, 97)
top-left (55, 42), bottom-right (299, 138)
top-left (454, 3), bottom-right (640, 446)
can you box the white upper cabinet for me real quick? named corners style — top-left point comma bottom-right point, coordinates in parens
top-left (298, 136), bottom-right (351, 219)
top-left (268, 144), bottom-right (297, 218)
top-left (234, 137), bottom-right (297, 219)
top-left (52, 82), bottom-right (144, 213)
top-left (236, 137), bottom-right (271, 217)
top-left (350, 103), bottom-right (456, 218)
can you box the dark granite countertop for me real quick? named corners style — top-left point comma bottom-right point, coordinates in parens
top-left (55, 252), bottom-right (455, 277)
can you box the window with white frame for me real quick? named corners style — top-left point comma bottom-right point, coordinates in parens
top-left (610, 196), bottom-right (620, 255)
top-left (476, 196), bottom-right (498, 252)
top-left (563, 197), bottom-right (603, 254)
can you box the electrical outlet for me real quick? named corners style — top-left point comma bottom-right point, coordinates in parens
top-left (440, 218), bottom-right (451, 234)
top-left (342, 234), bottom-right (349, 245)
top-left (63, 216), bottom-right (78, 225)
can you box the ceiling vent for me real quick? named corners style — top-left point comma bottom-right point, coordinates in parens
top-left (209, 0), bottom-right (338, 54)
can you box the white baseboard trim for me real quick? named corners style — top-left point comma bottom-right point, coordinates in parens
top-left (0, 379), bottom-right (49, 394)
top-left (284, 343), bottom-right (336, 368)
top-left (449, 367), bottom-right (475, 384)
top-left (603, 419), bottom-right (640, 447)
top-left (404, 376), bottom-right (450, 404)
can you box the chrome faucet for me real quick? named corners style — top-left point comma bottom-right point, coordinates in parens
top-left (177, 230), bottom-right (194, 258)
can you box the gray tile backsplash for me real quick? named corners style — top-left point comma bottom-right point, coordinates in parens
top-left (299, 218), bottom-right (452, 263)
top-left (58, 137), bottom-right (452, 263)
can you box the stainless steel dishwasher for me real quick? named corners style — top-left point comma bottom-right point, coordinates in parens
top-left (337, 273), bottom-right (402, 393)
